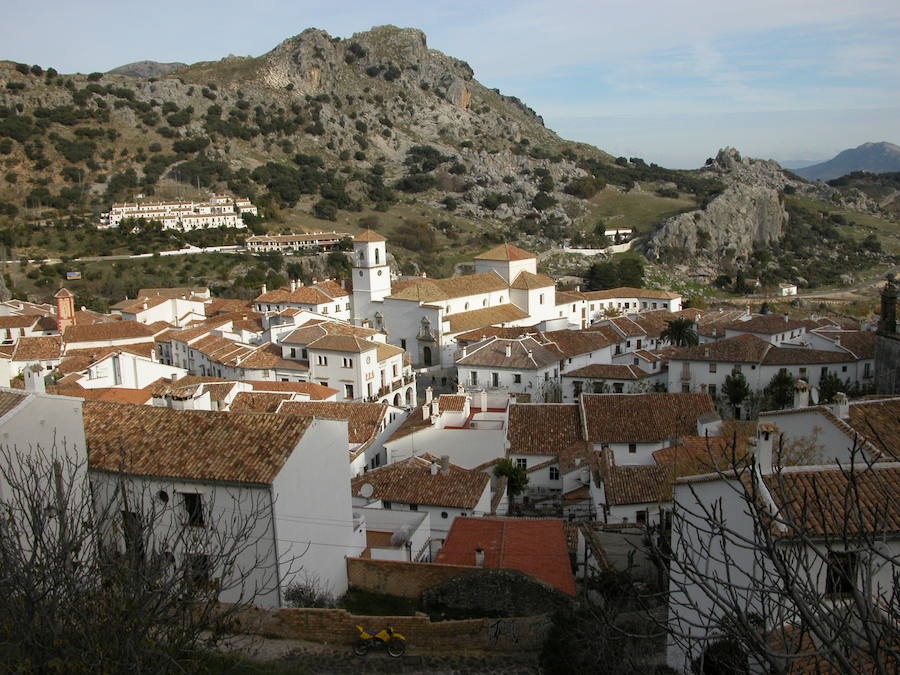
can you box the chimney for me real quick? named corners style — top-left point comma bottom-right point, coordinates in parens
top-left (425, 386), bottom-right (433, 405)
top-left (783, 314), bottom-right (789, 323)
top-left (457, 383), bottom-right (464, 395)
top-left (461, 346), bottom-right (467, 358)
top-left (755, 423), bottom-right (777, 474)
top-left (480, 389), bottom-right (487, 413)
top-left (261, 284), bottom-right (267, 295)
top-left (834, 336), bottom-right (840, 347)
top-left (832, 392), bottom-right (849, 420)
top-left (504, 343), bottom-right (512, 358)
top-left (24, 364), bottom-right (45, 394)
top-left (290, 279), bottom-right (297, 292)
top-left (431, 398), bottom-right (440, 418)
top-left (430, 461), bottom-right (439, 475)
top-left (793, 379), bottom-right (809, 409)
top-left (475, 547), bottom-right (485, 567)
top-left (422, 405), bottom-right (430, 421)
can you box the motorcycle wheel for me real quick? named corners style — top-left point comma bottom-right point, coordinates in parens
top-left (388, 639), bottom-right (406, 657)
top-left (354, 639), bottom-right (369, 656)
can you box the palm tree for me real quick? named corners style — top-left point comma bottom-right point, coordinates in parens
top-left (661, 317), bottom-right (699, 347)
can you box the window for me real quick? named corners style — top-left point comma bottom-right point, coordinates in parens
top-left (318, 380), bottom-right (329, 388)
top-left (549, 466), bottom-right (560, 481)
top-left (470, 371), bottom-right (478, 386)
top-left (708, 384), bottom-right (717, 398)
top-left (633, 358), bottom-right (639, 366)
top-left (636, 339), bottom-right (642, 349)
top-left (682, 383), bottom-right (691, 393)
top-left (733, 364), bottom-right (742, 375)
top-left (825, 551), bottom-right (858, 596)
top-left (864, 362), bottom-right (872, 378)
top-left (491, 372), bottom-right (499, 387)
top-left (185, 553), bottom-right (211, 588)
top-left (513, 373), bottom-right (522, 384)
top-left (346, 303), bottom-right (350, 311)
top-left (709, 363), bottom-right (717, 374)
top-left (383, 501), bottom-right (392, 510)
top-left (301, 348), bottom-right (308, 360)
top-left (400, 339), bottom-right (407, 350)
top-left (392, 364), bottom-right (398, 377)
top-left (342, 357), bottom-right (353, 368)
top-left (182, 493), bottom-right (204, 527)
top-left (317, 355), bottom-right (328, 366)
top-left (821, 366), bottom-right (828, 378)
top-left (573, 381), bottom-right (583, 396)
top-left (344, 384), bottom-right (354, 398)
top-left (626, 340), bottom-right (631, 348)
top-left (515, 458), bottom-right (527, 470)
top-left (636, 510), bottom-right (647, 524)
top-left (409, 504), bottom-right (418, 511)
top-left (799, 367), bottom-right (807, 378)
top-left (628, 443), bottom-right (637, 454)
top-left (613, 383), bottom-right (624, 393)
top-left (841, 365), bottom-right (847, 373)
top-left (539, 293), bottom-right (545, 305)
top-left (464, 302), bottom-right (469, 310)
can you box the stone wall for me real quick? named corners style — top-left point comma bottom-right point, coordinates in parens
top-left (231, 605), bottom-right (551, 652)
top-left (347, 556), bottom-right (479, 598)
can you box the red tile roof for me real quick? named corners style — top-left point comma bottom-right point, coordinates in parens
top-left (276, 400), bottom-right (387, 445)
top-left (84, 401), bottom-right (314, 484)
top-left (726, 315), bottom-right (808, 335)
top-left (474, 243), bottom-right (536, 261)
top-left (63, 320), bottom-right (159, 343)
top-left (11, 336), bottom-right (63, 361)
top-left (351, 455), bottom-right (490, 509)
top-left (0, 390), bottom-right (27, 418)
top-left (354, 229), bottom-right (387, 242)
top-left (580, 393), bottom-right (715, 443)
top-left (435, 517), bottom-right (576, 595)
top-left (599, 450), bottom-right (673, 506)
top-left (563, 364), bottom-right (652, 380)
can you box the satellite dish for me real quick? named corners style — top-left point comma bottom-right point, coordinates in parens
top-left (359, 483), bottom-right (374, 499)
top-left (810, 386), bottom-right (820, 405)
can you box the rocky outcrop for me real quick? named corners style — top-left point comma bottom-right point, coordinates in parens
top-left (644, 183), bottom-right (787, 262)
top-left (107, 61), bottom-right (187, 78)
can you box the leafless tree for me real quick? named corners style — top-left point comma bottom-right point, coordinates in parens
top-left (0, 440), bottom-right (294, 672)
top-left (663, 438), bottom-right (899, 674)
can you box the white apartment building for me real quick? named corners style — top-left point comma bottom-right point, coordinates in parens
top-left (246, 232), bottom-right (351, 253)
top-left (99, 194), bottom-right (254, 231)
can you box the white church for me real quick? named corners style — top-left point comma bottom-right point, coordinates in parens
top-left (352, 232), bottom-right (577, 370)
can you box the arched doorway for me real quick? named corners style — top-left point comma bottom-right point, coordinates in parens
top-left (405, 388), bottom-right (413, 406)
top-left (423, 346), bottom-right (432, 366)
top-left (393, 393), bottom-right (401, 407)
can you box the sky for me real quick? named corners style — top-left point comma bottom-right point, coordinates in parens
top-left (3, 0), bottom-right (899, 168)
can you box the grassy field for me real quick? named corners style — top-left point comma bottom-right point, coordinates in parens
top-left (577, 187), bottom-right (696, 233)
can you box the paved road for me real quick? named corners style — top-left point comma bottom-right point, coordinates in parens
top-left (1, 245), bottom-right (247, 266)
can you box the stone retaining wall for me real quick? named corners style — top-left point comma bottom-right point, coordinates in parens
top-left (346, 556), bottom-right (479, 598)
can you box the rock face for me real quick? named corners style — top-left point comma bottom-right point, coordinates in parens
top-left (107, 61), bottom-right (188, 78)
top-left (644, 183), bottom-right (787, 262)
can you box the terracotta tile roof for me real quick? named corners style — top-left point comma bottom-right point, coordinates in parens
top-left (583, 324), bottom-right (623, 344)
top-left (509, 271), bottom-right (555, 290)
top-left (306, 334), bottom-right (378, 354)
top-left (57, 387), bottom-right (152, 405)
top-left (474, 243), bottom-right (536, 261)
top-left (0, 315), bottom-right (39, 329)
top-left (256, 286), bottom-right (333, 305)
top-left (563, 364), bottom-right (652, 380)
top-left (580, 393), bottom-right (715, 443)
top-left (814, 330), bottom-right (876, 359)
top-left (64, 320), bottom-right (159, 343)
top-left (11, 336), bottom-right (63, 361)
top-left (386, 273), bottom-right (508, 303)
top-left (205, 298), bottom-right (254, 317)
top-left (653, 434), bottom-right (753, 477)
top-left (726, 315), bottom-right (807, 334)
top-left (541, 329), bottom-right (617, 356)
top-left (118, 296), bottom-right (169, 314)
top-left (56, 344), bottom-right (154, 374)
top-left (763, 463), bottom-right (900, 536)
top-left (599, 450), bottom-right (673, 506)
top-left (672, 333), bottom-right (772, 363)
top-left (276, 400), bottom-right (386, 445)
top-left (280, 321), bottom-right (377, 345)
top-left (507, 404), bottom-right (583, 458)
top-left (54, 287), bottom-right (74, 299)
top-left (846, 398), bottom-right (900, 456)
top-left (607, 316), bottom-right (647, 338)
top-left (354, 229), bottom-right (387, 242)
top-left (376, 342), bottom-right (404, 361)
top-left (443, 304), bottom-right (530, 333)
top-left (438, 394), bottom-right (468, 412)
top-left (238, 343), bottom-right (302, 370)
top-left (0, 390), bottom-right (27, 417)
top-left (248, 380), bottom-right (337, 399)
top-left (762, 346), bottom-right (857, 366)
top-left (555, 290), bottom-right (584, 305)
top-left (351, 455), bottom-right (490, 509)
top-left (625, 309), bottom-right (681, 338)
top-left (457, 336), bottom-right (559, 369)
top-left (229, 391), bottom-right (293, 413)
top-left (454, 325), bottom-right (533, 343)
top-left (314, 279), bottom-right (350, 298)
top-left (435, 517), bottom-right (576, 595)
top-left (84, 401), bottom-right (313, 484)
top-left (582, 286), bottom-right (680, 301)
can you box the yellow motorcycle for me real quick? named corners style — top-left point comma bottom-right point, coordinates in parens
top-left (353, 624), bottom-right (406, 657)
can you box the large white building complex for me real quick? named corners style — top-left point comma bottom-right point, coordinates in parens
top-left (99, 194), bottom-right (256, 230)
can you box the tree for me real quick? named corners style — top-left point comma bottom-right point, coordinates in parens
top-left (0, 442), bottom-right (287, 671)
top-left (618, 257), bottom-right (644, 288)
top-left (585, 261), bottom-right (619, 290)
top-left (664, 439), bottom-right (899, 674)
top-left (818, 371), bottom-right (846, 404)
top-left (722, 369), bottom-right (751, 418)
top-left (661, 318), bottom-right (699, 347)
top-left (493, 458), bottom-right (528, 500)
top-left (764, 369), bottom-right (795, 410)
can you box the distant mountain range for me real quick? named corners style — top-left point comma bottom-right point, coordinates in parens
top-left (793, 142), bottom-right (900, 182)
